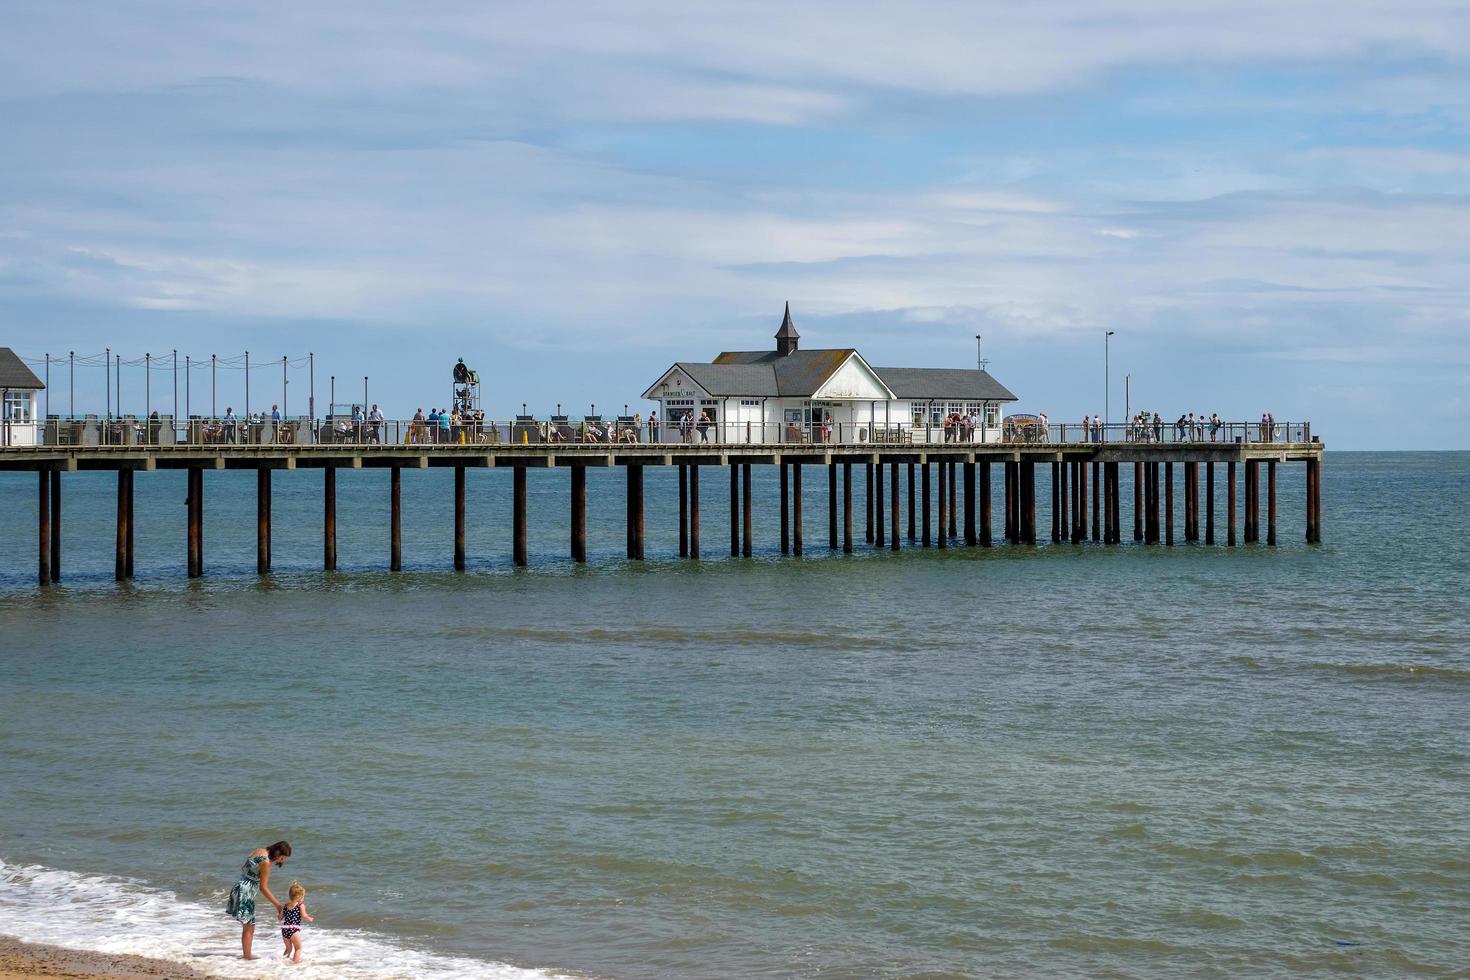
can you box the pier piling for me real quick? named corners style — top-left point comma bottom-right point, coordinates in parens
top-left (1166, 462), bottom-right (1175, 545)
top-left (1227, 461), bottom-right (1237, 547)
top-left (113, 471), bottom-right (126, 581)
top-left (323, 465), bottom-right (337, 571)
top-left (257, 468), bottom-right (271, 574)
top-left (980, 461), bottom-right (992, 547)
top-left (828, 461), bottom-right (838, 550)
top-left (921, 462), bottom-right (932, 546)
top-left (742, 464), bottom-right (752, 558)
top-left (1051, 462), bottom-right (1061, 543)
top-left (842, 462), bottom-right (853, 553)
top-left (793, 463), bottom-right (803, 556)
top-left (689, 464), bottom-right (700, 559)
top-left (571, 465), bottom-right (587, 563)
top-left (186, 467), bottom-right (203, 577)
top-left (627, 464), bottom-right (644, 560)
top-left (1206, 462), bottom-right (1215, 545)
top-left (908, 463), bottom-right (916, 541)
top-left (679, 465), bottom-right (689, 558)
top-left (865, 462), bottom-right (874, 543)
top-left (779, 462), bottom-right (789, 556)
top-left (948, 460), bottom-right (957, 539)
top-left (49, 471), bottom-right (60, 581)
top-left (391, 466), bottom-right (403, 570)
top-left (729, 465), bottom-right (739, 557)
top-left (1267, 460), bottom-right (1277, 546)
top-left (875, 459), bottom-right (885, 548)
top-left (963, 460), bottom-right (976, 546)
top-left (1021, 461), bottom-right (1036, 545)
top-left (514, 465), bottom-right (528, 566)
top-left (1091, 461), bottom-right (1100, 543)
top-left (454, 465), bottom-right (466, 570)
top-left (938, 457), bottom-right (949, 550)
top-left (39, 470), bottom-right (51, 586)
top-left (882, 461), bottom-right (893, 549)
top-left (1133, 462), bottom-right (1143, 541)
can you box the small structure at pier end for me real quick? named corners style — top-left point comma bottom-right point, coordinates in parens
top-left (641, 304), bottom-right (1017, 444)
top-left (0, 348), bottom-right (45, 448)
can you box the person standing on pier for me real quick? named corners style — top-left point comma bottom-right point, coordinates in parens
top-left (369, 404), bottom-right (384, 444)
top-left (223, 407), bottom-right (237, 444)
top-left (648, 411), bottom-right (659, 443)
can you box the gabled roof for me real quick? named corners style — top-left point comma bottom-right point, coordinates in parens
top-left (0, 348), bottom-right (44, 390)
top-left (712, 348), bottom-right (859, 396)
top-left (871, 367), bottom-right (1017, 402)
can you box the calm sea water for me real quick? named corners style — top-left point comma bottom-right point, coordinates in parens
top-left (0, 452), bottom-right (1466, 978)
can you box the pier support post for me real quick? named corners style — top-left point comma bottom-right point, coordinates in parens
top-left (49, 471), bottom-right (60, 581)
top-left (1133, 462), bottom-right (1143, 541)
top-left (514, 465), bottom-right (528, 567)
top-left (1227, 461), bottom-right (1237, 547)
top-left (1108, 462), bottom-right (1121, 544)
top-left (38, 470), bottom-right (51, 586)
top-left (908, 463), bottom-right (916, 541)
top-left (454, 465), bottom-right (466, 571)
top-left (1021, 461), bottom-right (1036, 544)
top-left (730, 465), bottom-right (739, 557)
top-left (742, 463), bottom-right (752, 557)
top-left (323, 465), bottom-right (337, 571)
top-left (1099, 462), bottom-right (1110, 543)
top-left (949, 460), bottom-right (957, 539)
top-left (627, 464), bottom-right (644, 560)
top-left (1267, 460), bottom-right (1277, 546)
top-left (391, 466), bottom-right (403, 570)
top-left (842, 462), bottom-right (853, 554)
top-left (938, 457), bottom-right (949, 550)
top-left (1075, 460), bottom-right (1088, 543)
top-left (1246, 461), bottom-right (1258, 543)
top-left (1189, 463), bottom-right (1200, 541)
top-left (257, 468), bottom-right (271, 574)
top-left (780, 462), bottom-right (789, 555)
top-left (1004, 461), bottom-right (1015, 544)
top-left (187, 467), bottom-right (203, 578)
top-left (921, 462), bottom-right (932, 546)
top-left (963, 461), bottom-right (976, 546)
top-left (829, 462), bottom-right (838, 550)
top-left (1206, 462), bottom-right (1215, 545)
top-left (1147, 462), bottom-right (1160, 544)
top-left (793, 463), bottom-right (803, 556)
top-left (980, 461), bottom-right (992, 547)
top-left (1165, 461), bottom-right (1174, 545)
top-left (689, 465), bottom-right (700, 559)
top-left (889, 462), bottom-right (900, 551)
top-left (874, 459), bottom-right (885, 548)
top-left (1059, 459), bottom-right (1069, 543)
top-left (865, 462), bottom-right (874, 543)
top-left (125, 469), bottom-right (134, 579)
top-left (113, 470), bottom-right (126, 581)
top-left (679, 465), bottom-right (689, 558)
top-left (571, 465), bottom-right (587, 563)
top-left (1306, 458), bottom-right (1321, 544)
top-left (1091, 461), bottom-right (1101, 543)
top-left (1051, 461), bottom-right (1061, 543)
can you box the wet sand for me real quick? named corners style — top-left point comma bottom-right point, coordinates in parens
top-left (0, 936), bottom-right (218, 979)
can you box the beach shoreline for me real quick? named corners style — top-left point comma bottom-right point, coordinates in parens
top-left (0, 936), bottom-right (218, 979)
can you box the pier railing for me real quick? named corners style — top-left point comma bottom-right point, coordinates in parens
top-left (23, 416), bottom-right (1313, 449)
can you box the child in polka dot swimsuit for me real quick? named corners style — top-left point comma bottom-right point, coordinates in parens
top-left (280, 881), bottom-right (314, 963)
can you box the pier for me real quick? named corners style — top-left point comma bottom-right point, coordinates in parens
top-left (4, 425), bottom-right (1323, 585)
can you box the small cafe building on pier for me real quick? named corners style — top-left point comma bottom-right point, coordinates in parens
top-left (641, 305), bottom-right (1018, 444)
top-left (0, 348), bottom-right (43, 448)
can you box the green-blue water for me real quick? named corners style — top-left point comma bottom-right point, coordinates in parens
top-left (1, 452), bottom-right (1466, 978)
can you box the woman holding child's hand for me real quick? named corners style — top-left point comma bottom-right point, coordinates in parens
top-left (225, 840), bottom-right (292, 960)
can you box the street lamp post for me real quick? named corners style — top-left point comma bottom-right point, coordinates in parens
top-left (1104, 330), bottom-right (1116, 431)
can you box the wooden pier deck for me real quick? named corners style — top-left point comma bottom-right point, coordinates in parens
top-left (2, 439), bottom-right (1324, 584)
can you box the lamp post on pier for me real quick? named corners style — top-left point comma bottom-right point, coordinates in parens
top-left (1105, 330), bottom-right (1115, 430)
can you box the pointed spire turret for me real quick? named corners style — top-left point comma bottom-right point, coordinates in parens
top-left (775, 301), bottom-right (800, 356)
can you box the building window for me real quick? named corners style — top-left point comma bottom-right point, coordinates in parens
top-left (984, 403), bottom-right (1001, 427)
top-left (3, 392), bottom-right (32, 423)
top-left (740, 399), bottom-right (761, 406)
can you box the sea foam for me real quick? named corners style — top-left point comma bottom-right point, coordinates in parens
top-left (0, 860), bottom-right (573, 979)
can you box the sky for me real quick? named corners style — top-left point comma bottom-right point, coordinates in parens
top-left (2, 1), bottom-right (1468, 448)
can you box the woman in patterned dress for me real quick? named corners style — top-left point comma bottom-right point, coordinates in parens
top-left (225, 841), bottom-right (291, 959)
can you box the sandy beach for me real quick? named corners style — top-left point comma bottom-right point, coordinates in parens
top-left (0, 937), bottom-right (217, 980)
